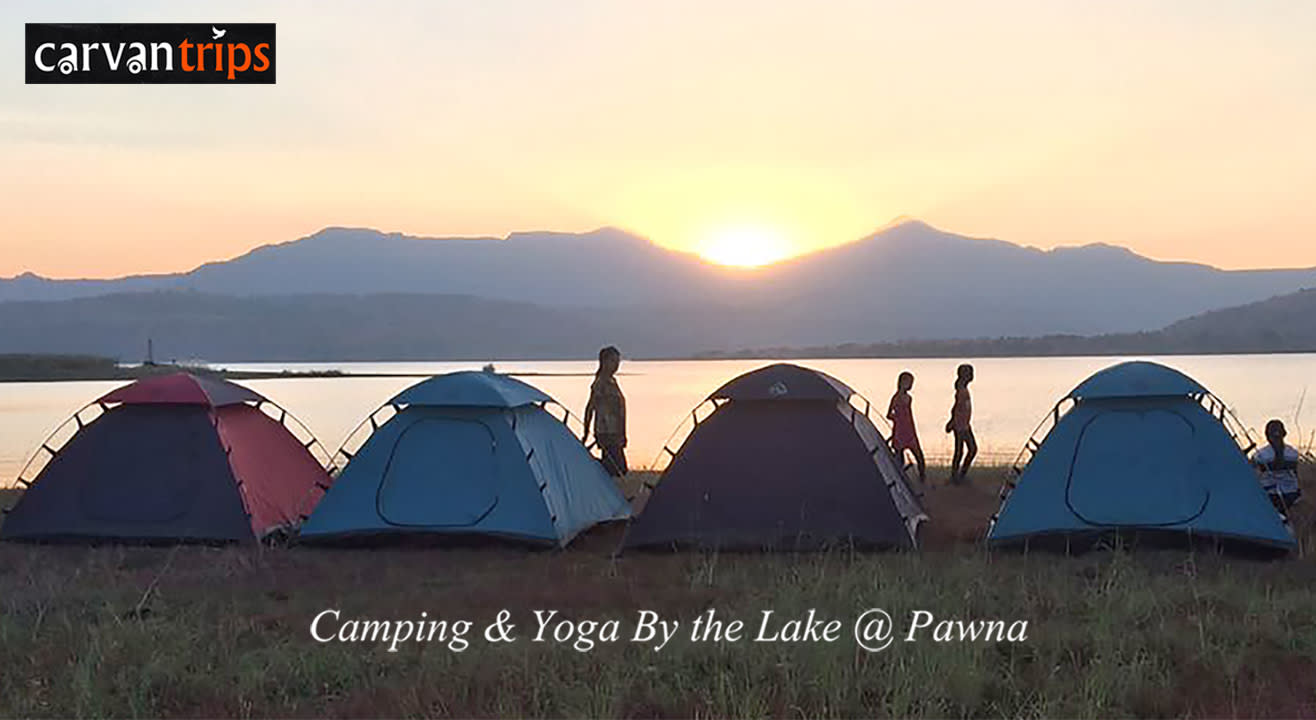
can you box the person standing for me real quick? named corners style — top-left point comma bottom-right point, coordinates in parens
top-left (945, 363), bottom-right (977, 485)
top-left (583, 345), bottom-right (628, 477)
top-left (1251, 419), bottom-right (1302, 513)
top-left (887, 371), bottom-right (926, 485)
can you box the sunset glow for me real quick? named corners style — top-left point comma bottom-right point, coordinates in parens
top-left (3, 1), bottom-right (1316, 277)
top-left (698, 226), bottom-right (792, 268)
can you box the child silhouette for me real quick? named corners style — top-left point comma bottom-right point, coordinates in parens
top-left (887, 371), bottom-right (926, 485)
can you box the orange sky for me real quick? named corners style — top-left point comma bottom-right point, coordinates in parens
top-left (3, 0), bottom-right (1315, 277)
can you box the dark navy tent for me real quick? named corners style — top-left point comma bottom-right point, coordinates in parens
top-left (299, 371), bottom-right (630, 546)
top-left (624, 363), bottom-right (926, 550)
top-left (2, 373), bottom-right (332, 543)
top-left (988, 361), bottom-right (1295, 551)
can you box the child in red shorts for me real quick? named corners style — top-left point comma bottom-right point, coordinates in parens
top-left (887, 371), bottom-right (926, 485)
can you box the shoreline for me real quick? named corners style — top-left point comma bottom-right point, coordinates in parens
top-left (3, 349), bottom-right (1315, 383)
top-left (0, 370), bottom-right (603, 383)
top-left (0, 355), bottom-right (606, 383)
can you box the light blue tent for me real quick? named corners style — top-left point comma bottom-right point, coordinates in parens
top-left (299, 372), bottom-right (631, 546)
top-left (988, 361), bottom-right (1294, 551)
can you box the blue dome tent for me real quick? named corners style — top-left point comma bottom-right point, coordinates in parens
top-left (987, 361), bottom-right (1294, 551)
top-left (299, 372), bottom-right (630, 546)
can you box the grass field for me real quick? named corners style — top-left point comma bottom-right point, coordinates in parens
top-left (1, 466), bottom-right (1314, 718)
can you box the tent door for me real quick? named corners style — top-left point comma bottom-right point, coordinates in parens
top-left (78, 416), bottom-right (209, 525)
top-left (377, 417), bottom-right (499, 527)
top-left (1066, 409), bottom-right (1209, 527)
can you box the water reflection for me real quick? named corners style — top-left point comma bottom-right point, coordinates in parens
top-left (1, 355), bottom-right (1312, 484)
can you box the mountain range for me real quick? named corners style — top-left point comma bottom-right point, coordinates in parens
top-left (699, 288), bottom-right (1316, 360)
top-left (2, 220), bottom-right (1313, 360)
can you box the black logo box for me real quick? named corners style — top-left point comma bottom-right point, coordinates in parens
top-left (25, 23), bottom-right (275, 84)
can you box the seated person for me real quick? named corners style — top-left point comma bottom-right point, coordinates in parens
top-left (1251, 419), bottom-right (1302, 513)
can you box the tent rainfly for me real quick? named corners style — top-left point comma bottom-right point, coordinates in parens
top-left (299, 371), bottom-right (631, 546)
top-left (2, 373), bottom-right (332, 543)
top-left (624, 363), bottom-right (926, 551)
top-left (987, 361), bottom-right (1295, 552)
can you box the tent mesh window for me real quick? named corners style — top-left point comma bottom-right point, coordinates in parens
top-left (331, 402), bottom-right (403, 475)
top-left (246, 399), bottom-right (336, 524)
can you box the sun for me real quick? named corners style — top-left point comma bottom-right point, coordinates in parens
top-left (698, 226), bottom-right (792, 268)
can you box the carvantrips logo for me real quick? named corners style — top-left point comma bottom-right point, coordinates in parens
top-left (25, 23), bottom-right (275, 84)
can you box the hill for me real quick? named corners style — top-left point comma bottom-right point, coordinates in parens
top-left (0, 291), bottom-right (802, 361)
top-left (0, 285), bottom-right (1313, 363)
top-left (4, 222), bottom-right (1316, 352)
top-left (0, 227), bottom-right (737, 309)
top-left (1156, 286), bottom-right (1316, 352)
top-left (735, 221), bottom-right (1316, 343)
top-left (702, 287), bottom-right (1316, 359)
top-left (0, 293), bottom-right (609, 362)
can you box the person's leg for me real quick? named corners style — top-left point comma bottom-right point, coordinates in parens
top-left (599, 444), bottom-right (623, 476)
top-left (893, 442), bottom-right (911, 469)
top-left (612, 444), bottom-right (629, 476)
top-left (961, 428), bottom-right (978, 484)
top-left (1280, 491), bottom-right (1301, 513)
top-left (1269, 492), bottom-right (1287, 514)
top-left (597, 434), bottom-right (626, 477)
top-left (950, 433), bottom-right (964, 485)
top-left (912, 444), bottom-right (927, 485)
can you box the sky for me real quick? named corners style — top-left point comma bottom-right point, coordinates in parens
top-left (2, 0), bottom-right (1314, 276)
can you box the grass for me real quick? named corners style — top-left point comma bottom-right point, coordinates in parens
top-left (1, 466), bottom-right (1314, 718)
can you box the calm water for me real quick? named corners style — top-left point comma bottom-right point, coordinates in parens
top-left (1, 355), bottom-right (1313, 485)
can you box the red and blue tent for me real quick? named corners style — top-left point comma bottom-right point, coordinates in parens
top-left (2, 373), bottom-right (332, 543)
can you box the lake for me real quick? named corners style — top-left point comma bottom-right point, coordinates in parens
top-left (1, 354), bottom-right (1313, 486)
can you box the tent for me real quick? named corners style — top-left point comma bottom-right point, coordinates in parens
top-left (1, 373), bottom-right (332, 543)
top-left (624, 363), bottom-right (926, 550)
top-left (987, 361), bottom-right (1295, 551)
top-left (298, 371), bottom-right (630, 546)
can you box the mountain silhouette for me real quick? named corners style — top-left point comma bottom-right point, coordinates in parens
top-left (0, 227), bottom-right (736, 308)
top-left (2, 220), bottom-right (1314, 355)
top-left (738, 220), bottom-right (1316, 343)
top-left (702, 286), bottom-right (1316, 360)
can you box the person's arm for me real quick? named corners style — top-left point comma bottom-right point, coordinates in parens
top-left (887, 396), bottom-right (898, 421)
top-left (1250, 448), bottom-right (1271, 470)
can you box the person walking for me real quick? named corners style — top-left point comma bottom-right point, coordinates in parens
top-left (887, 371), bottom-right (926, 485)
top-left (945, 363), bottom-right (977, 485)
top-left (583, 345), bottom-right (628, 477)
